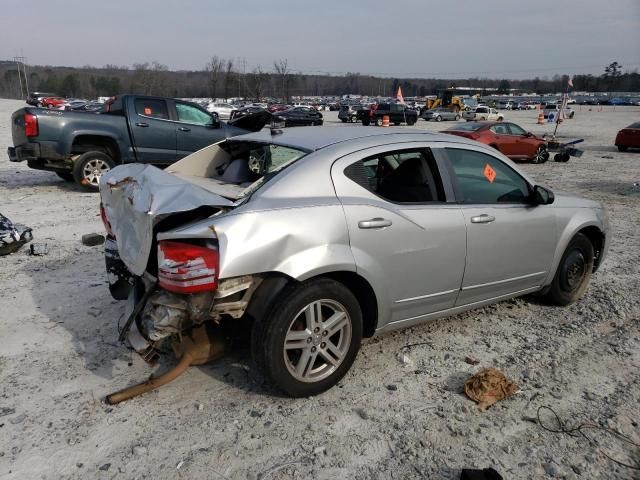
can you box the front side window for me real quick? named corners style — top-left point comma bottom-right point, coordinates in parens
top-left (135, 99), bottom-right (169, 119)
top-left (446, 148), bottom-right (530, 204)
top-left (176, 103), bottom-right (213, 125)
top-left (344, 149), bottom-right (445, 203)
top-left (490, 124), bottom-right (509, 134)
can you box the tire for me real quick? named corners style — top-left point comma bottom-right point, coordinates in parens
top-left (498, 116), bottom-right (504, 121)
top-left (72, 151), bottom-right (116, 191)
top-left (617, 145), bottom-right (628, 152)
top-left (545, 233), bottom-right (594, 306)
top-left (362, 118), bottom-right (370, 126)
top-left (55, 171), bottom-right (75, 182)
top-left (532, 145), bottom-right (548, 164)
top-left (251, 278), bottom-right (363, 397)
top-left (554, 153), bottom-right (563, 162)
top-left (455, 115), bottom-right (460, 121)
top-left (561, 153), bottom-right (570, 162)
top-left (407, 118), bottom-right (416, 126)
top-left (435, 116), bottom-right (442, 122)
top-left (341, 118), bottom-right (347, 123)
top-left (569, 112), bottom-right (575, 119)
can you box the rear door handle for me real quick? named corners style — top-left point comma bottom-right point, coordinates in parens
top-left (135, 122), bottom-right (149, 127)
top-left (470, 214), bottom-right (496, 224)
top-left (358, 218), bottom-right (392, 229)
top-left (178, 127), bottom-right (191, 132)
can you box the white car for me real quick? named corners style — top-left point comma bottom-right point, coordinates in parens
top-left (206, 103), bottom-right (235, 119)
top-left (463, 106), bottom-right (504, 122)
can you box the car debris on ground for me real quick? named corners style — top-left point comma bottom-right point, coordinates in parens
top-left (0, 212), bottom-right (33, 256)
top-left (464, 367), bottom-right (519, 410)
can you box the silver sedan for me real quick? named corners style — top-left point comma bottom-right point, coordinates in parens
top-left (422, 107), bottom-right (461, 121)
top-left (100, 127), bottom-right (609, 399)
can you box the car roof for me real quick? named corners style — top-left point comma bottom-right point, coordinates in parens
top-left (232, 126), bottom-right (476, 152)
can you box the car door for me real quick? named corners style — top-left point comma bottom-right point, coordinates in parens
top-left (507, 122), bottom-right (536, 159)
top-left (331, 144), bottom-right (467, 327)
top-left (129, 97), bottom-right (177, 164)
top-left (489, 124), bottom-right (513, 155)
top-left (173, 101), bottom-right (225, 158)
top-left (440, 146), bottom-right (557, 305)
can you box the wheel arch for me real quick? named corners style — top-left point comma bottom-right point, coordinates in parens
top-left (246, 270), bottom-right (379, 338)
top-left (577, 225), bottom-right (605, 271)
top-left (70, 134), bottom-right (121, 163)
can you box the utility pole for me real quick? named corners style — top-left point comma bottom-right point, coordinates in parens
top-left (13, 56), bottom-right (25, 99)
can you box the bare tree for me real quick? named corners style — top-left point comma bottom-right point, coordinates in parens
top-left (273, 58), bottom-right (292, 102)
top-left (206, 56), bottom-right (224, 99)
top-left (248, 65), bottom-right (267, 101)
top-left (223, 59), bottom-right (234, 100)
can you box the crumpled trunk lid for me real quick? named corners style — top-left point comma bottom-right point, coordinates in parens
top-left (99, 164), bottom-right (233, 276)
top-left (227, 110), bottom-right (271, 132)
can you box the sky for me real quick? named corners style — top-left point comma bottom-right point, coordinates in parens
top-left (1, 0), bottom-right (639, 79)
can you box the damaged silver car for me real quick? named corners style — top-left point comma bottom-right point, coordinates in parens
top-left (100, 126), bottom-right (610, 401)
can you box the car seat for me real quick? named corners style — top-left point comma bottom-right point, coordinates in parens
top-left (378, 157), bottom-right (436, 202)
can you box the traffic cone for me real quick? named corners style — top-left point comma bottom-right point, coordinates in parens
top-left (382, 115), bottom-right (390, 127)
top-left (537, 111), bottom-right (544, 125)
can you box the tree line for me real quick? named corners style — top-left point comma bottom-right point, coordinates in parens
top-left (0, 59), bottom-right (638, 101)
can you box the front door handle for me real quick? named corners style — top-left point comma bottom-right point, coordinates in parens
top-left (470, 214), bottom-right (496, 224)
top-left (135, 122), bottom-right (149, 127)
top-left (358, 218), bottom-right (392, 229)
top-left (178, 127), bottom-right (191, 132)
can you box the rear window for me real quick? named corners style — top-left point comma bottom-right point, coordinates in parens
top-left (627, 122), bottom-right (640, 129)
top-left (476, 107), bottom-right (489, 113)
top-left (447, 123), bottom-right (484, 131)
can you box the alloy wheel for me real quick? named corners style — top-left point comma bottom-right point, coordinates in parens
top-left (283, 299), bottom-right (352, 383)
top-left (82, 158), bottom-right (111, 186)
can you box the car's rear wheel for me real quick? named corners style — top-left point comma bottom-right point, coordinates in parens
top-left (435, 115), bottom-right (442, 122)
top-left (532, 145), bottom-right (548, 164)
top-left (407, 118), bottom-right (416, 126)
top-left (72, 151), bottom-right (115, 191)
top-left (617, 145), bottom-right (628, 152)
top-left (251, 278), bottom-right (362, 397)
top-left (455, 115), bottom-right (460, 121)
top-left (362, 118), bottom-right (370, 126)
top-left (341, 118), bottom-right (347, 123)
top-left (546, 233), bottom-right (594, 306)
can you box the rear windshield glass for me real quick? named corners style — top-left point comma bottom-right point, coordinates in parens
top-left (476, 107), bottom-right (489, 113)
top-left (448, 123), bottom-right (484, 131)
top-left (220, 141), bottom-right (308, 199)
top-left (628, 122), bottom-right (640, 128)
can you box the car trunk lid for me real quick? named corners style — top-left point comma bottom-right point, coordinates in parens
top-left (99, 164), bottom-right (234, 276)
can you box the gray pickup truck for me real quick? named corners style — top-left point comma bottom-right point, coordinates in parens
top-left (8, 94), bottom-right (269, 190)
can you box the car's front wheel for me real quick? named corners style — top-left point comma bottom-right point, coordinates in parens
top-left (546, 233), bottom-right (594, 306)
top-left (72, 151), bottom-right (115, 191)
top-left (617, 145), bottom-right (628, 152)
top-left (532, 145), bottom-right (548, 164)
top-left (251, 278), bottom-right (363, 397)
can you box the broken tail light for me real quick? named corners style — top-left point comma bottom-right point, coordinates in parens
top-left (24, 113), bottom-right (38, 137)
top-left (158, 241), bottom-right (219, 294)
top-left (100, 204), bottom-right (115, 238)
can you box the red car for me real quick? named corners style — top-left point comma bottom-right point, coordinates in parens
top-left (40, 97), bottom-right (65, 109)
top-left (268, 104), bottom-right (289, 113)
top-left (443, 121), bottom-right (549, 163)
top-left (615, 121), bottom-right (640, 152)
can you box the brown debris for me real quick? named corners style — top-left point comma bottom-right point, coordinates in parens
top-left (464, 356), bottom-right (480, 365)
top-left (464, 367), bottom-right (518, 410)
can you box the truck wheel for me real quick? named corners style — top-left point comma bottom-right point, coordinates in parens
top-left (406, 118), bottom-right (416, 126)
top-left (341, 118), bottom-right (347, 123)
top-left (55, 172), bottom-right (75, 182)
top-left (362, 118), bottom-right (370, 126)
top-left (545, 233), bottom-right (594, 306)
top-left (72, 151), bottom-right (115, 191)
top-left (617, 145), bottom-right (628, 152)
top-left (251, 278), bottom-right (363, 397)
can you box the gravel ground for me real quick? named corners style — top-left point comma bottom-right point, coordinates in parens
top-left (1, 99), bottom-right (639, 479)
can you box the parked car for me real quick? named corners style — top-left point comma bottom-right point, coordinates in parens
top-left (229, 105), bottom-right (267, 120)
top-left (338, 104), bottom-right (360, 123)
top-left (357, 103), bottom-right (418, 126)
top-left (443, 121), bottom-right (549, 163)
top-left (267, 104), bottom-right (289, 113)
top-left (463, 106), bottom-right (504, 122)
top-left (207, 103), bottom-right (235, 120)
top-left (614, 121), bottom-right (640, 152)
top-left (100, 126), bottom-right (609, 399)
top-left (422, 107), bottom-right (461, 122)
top-left (8, 95), bottom-right (270, 190)
top-left (274, 106), bottom-right (323, 126)
top-left (543, 103), bottom-right (575, 119)
top-left (26, 92), bottom-right (57, 107)
top-left (41, 97), bottom-right (66, 109)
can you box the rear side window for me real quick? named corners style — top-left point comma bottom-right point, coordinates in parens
top-left (476, 107), bottom-right (489, 113)
top-left (135, 99), bottom-right (169, 119)
top-left (344, 149), bottom-right (445, 204)
top-left (445, 148), bottom-right (530, 204)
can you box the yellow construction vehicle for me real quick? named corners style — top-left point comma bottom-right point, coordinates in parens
top-left (426, 89), bottom-right (466, 112)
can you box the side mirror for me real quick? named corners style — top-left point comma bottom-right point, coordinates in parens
top-left (532, 185), bottom-right (554, 205)
top-left (525, 131), bottom-right (533, 137)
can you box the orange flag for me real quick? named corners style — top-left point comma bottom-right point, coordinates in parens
top-left (396, 86), bottom-right (404, 103)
